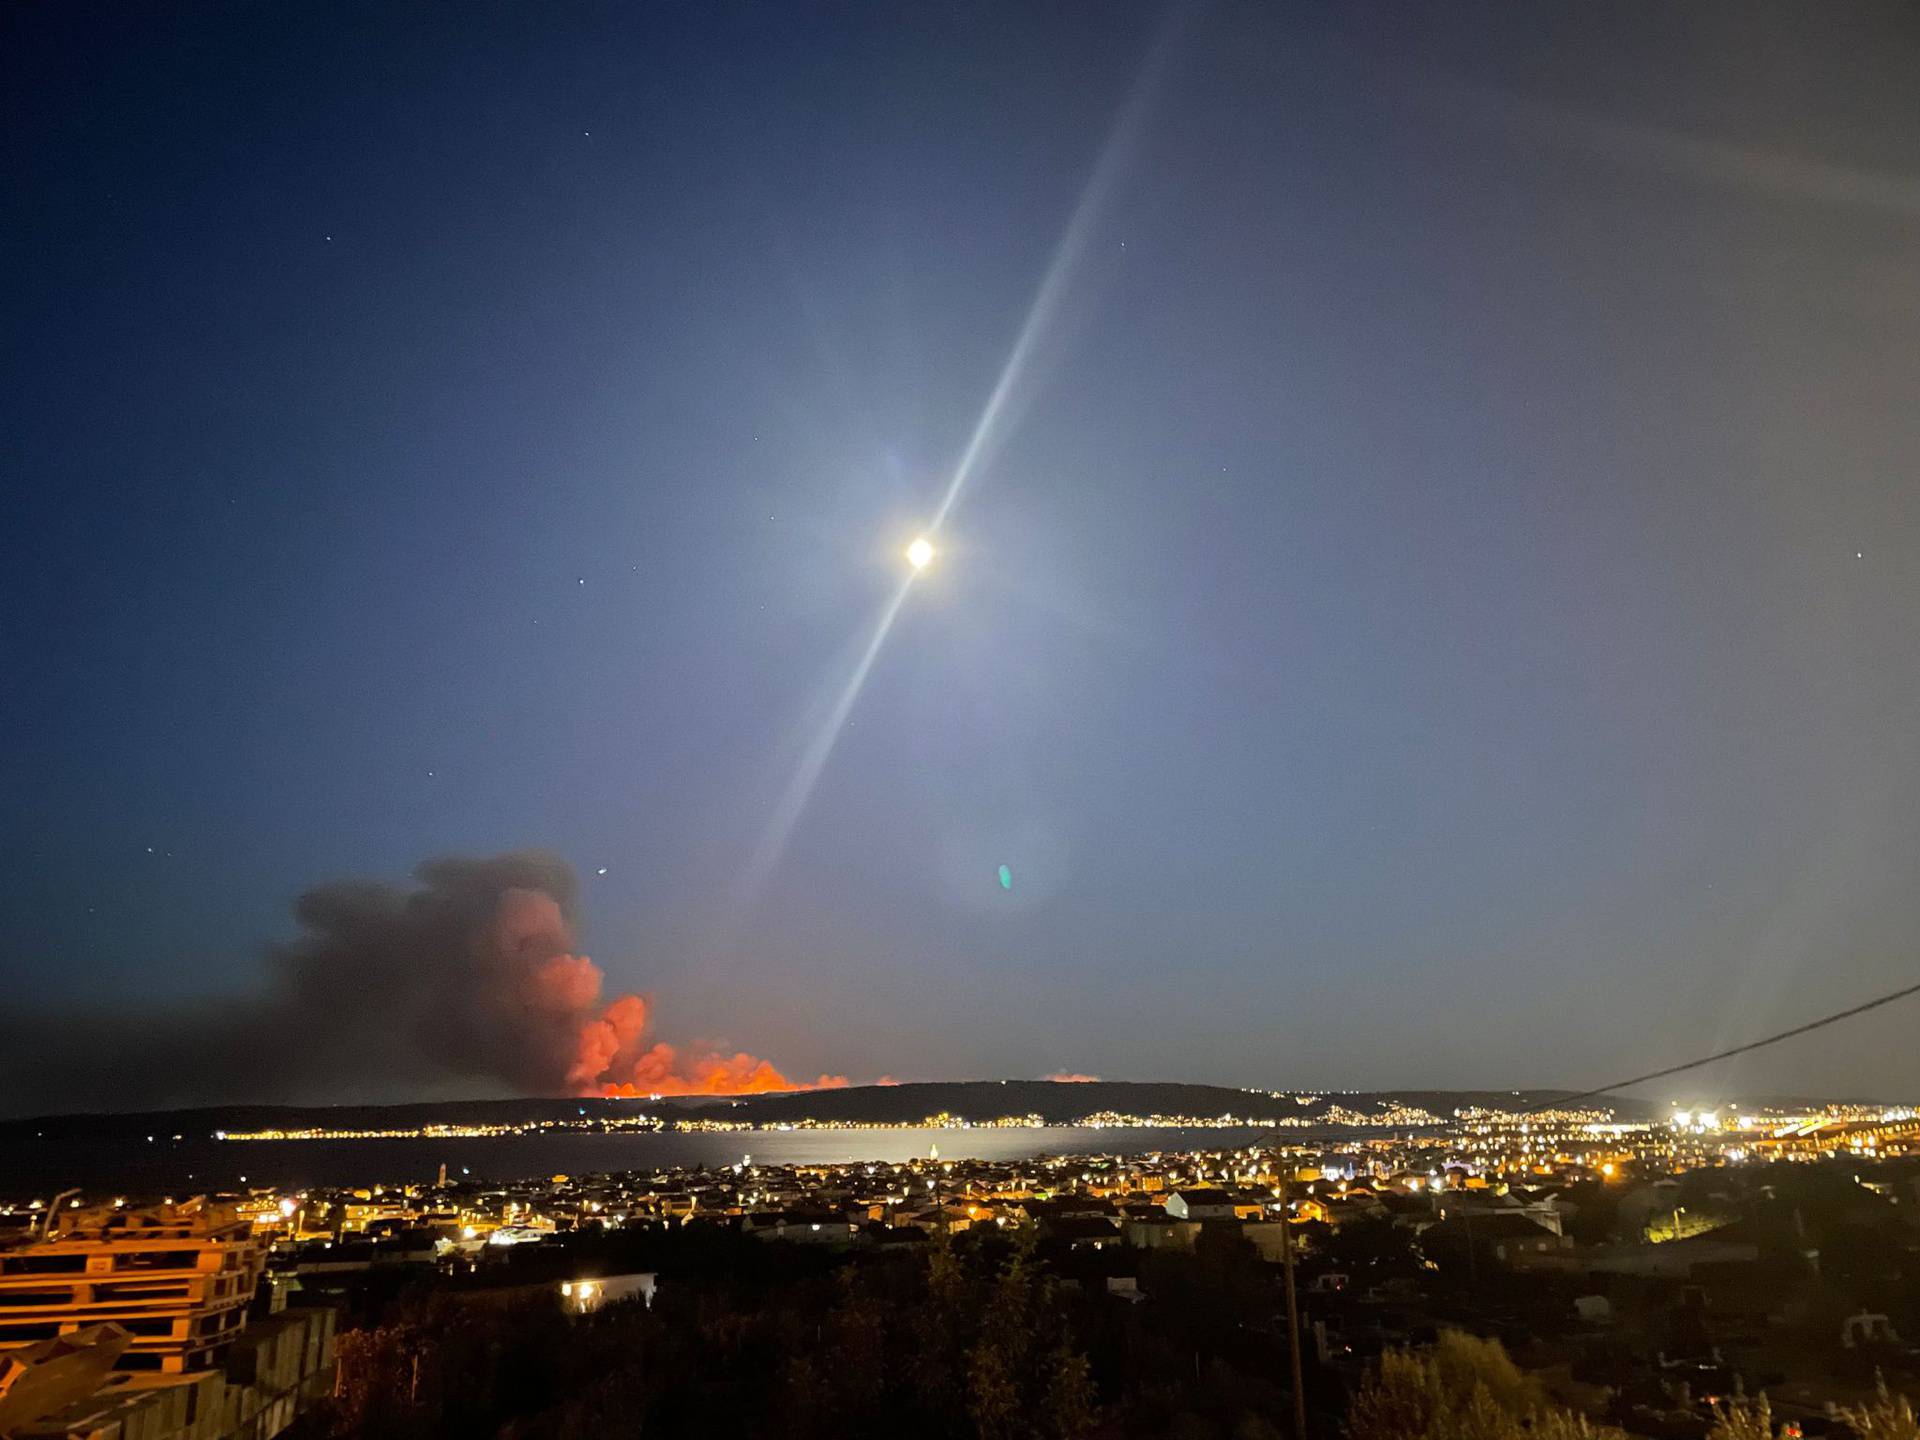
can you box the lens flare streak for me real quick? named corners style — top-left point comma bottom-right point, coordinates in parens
top-left (738, 19), bottom-right (1176, 902)
top-left (928, 27), bottom-right (1170, 533)
top-left (740, 574), bottom-right (917, 902)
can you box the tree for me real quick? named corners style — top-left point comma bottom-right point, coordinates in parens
top-left (1322, 1216), bottom-right (1422, 1278)
top-left (1042, 1339), bottom-right (1099, 1440)
top-left (965, 1232), bottom-right (1100, 1440)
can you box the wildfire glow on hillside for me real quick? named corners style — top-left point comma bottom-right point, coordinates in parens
top-left (489, 868), bottom-right (847, 1098)
top-left (567, 990), bottom-right (848, 1099)
top-left (0, 851), bottom-right (849, 1111)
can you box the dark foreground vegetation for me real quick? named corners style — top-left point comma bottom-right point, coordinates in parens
top-left (287, 1163), bottom-right (1920, 1440)
top-left (294, 1224), bottom-right (1302, 1440)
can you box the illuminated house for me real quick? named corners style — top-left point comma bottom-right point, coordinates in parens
top-left (1162, 1189), bottom-right (1262, 1221)
top-left (0, 1200), bottom-right (267, 1374)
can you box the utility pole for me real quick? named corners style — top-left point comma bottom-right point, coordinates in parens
top-left (1277, 1173), bottom-right (1308, 1440)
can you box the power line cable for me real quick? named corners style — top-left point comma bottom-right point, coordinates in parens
top-left (1523, 974), bottom-right (1920, 1115)
top-left (1256, 974), bottom-right (1920, 1147)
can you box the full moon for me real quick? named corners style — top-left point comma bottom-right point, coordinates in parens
top-left (906, 537), bottom-right (935, 570)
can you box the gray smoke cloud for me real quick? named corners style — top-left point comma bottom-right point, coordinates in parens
top-left (0, 851), bottom-right (604, 1118)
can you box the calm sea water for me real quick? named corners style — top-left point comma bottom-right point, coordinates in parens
top-left (1, 1127), bottom-right (1290, 1198)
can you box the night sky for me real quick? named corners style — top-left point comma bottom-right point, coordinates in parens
top-left (5, 2), bottom-right (1920, 1116)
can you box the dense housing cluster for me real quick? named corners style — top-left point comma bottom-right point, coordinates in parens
top-left (3, 1100), bottom-right (1917, 1439)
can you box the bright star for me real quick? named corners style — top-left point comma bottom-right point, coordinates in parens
top-left (906, 537), bottom-right (934, 570)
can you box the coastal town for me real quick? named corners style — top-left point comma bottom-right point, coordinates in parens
top-left (4, 1099), bottom-right (1917, 1438)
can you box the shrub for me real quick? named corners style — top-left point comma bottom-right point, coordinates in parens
top-left (1348, 1331), bottom-right (1626, 1440)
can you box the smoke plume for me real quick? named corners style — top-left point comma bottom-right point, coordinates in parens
top-left (0, 851), bottom-right (842, 1116)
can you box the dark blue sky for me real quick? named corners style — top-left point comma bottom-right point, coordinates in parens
top-left (5, 2), bottom-right (1919, 1111)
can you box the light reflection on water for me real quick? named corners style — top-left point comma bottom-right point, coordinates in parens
top-left (5, 1127), bottom-right (1305, 1198)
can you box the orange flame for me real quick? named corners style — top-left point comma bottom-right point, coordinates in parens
top-left (556, 954), bottom-right (843, 1096)
top-left (598, 1062), bottom-right (849, 1099)
top-left (483, 886), bottom-right (842, 1097)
